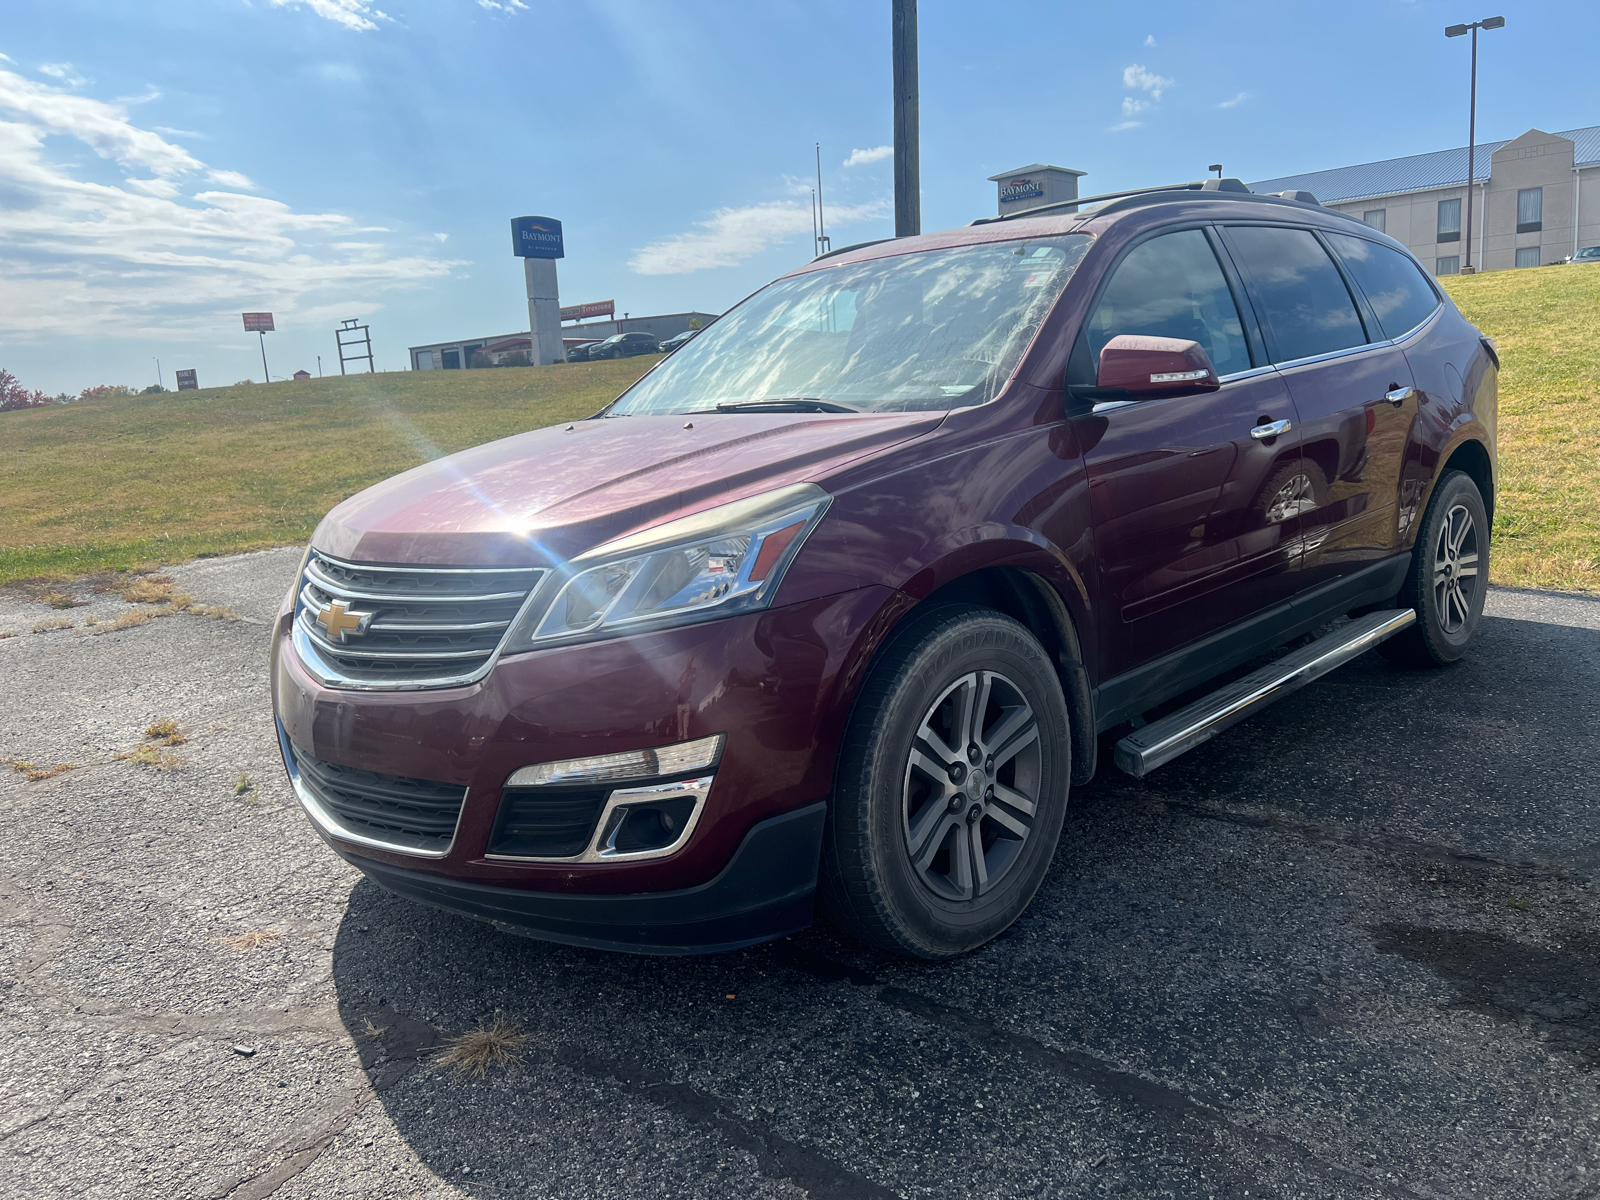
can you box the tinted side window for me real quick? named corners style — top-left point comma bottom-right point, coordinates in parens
top-left (1224, 226), bottom-right (1366, 363)
top-left (1324, 234), bottom-right (1440, 340)
top-left (1085, 229), bottom-right (1252, 378)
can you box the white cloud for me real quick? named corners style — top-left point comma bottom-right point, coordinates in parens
top-left (38, 63), bottom-right (88, 88)
top-left (1108, 120), bottom-right (1143, 133)
top-left (0, 54), bottom-right (12, 63)
top-left (630, 198), bottom-right (888, 276)
top-left (478, 0), bottom-right (529, 10)
top-left (843, 145), bottom-right (893, 168)
top-left (0, 68), bottom-right (200, 176)
top-left (1144, 34), bottom-right (1156, 47)
top-left (0, 68), bottom-right (456, 340)
top-left (1121, 97), bottom-right (1149, 118)
top-left (1218, 91), bottom-right (1249, 109)
top-left (207, 168), bottom-right (256, 189)
top-left (1122, 63), bottom-right (1173, 100)
top-left (268, 0), bottom-right (387, 32)
top-left (433, 232), bottom-right (450, 242)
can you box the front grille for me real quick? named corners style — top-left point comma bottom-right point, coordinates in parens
top-left (290, 739), bottom-right (466, 853)
top-left (293, 550), bottom-right (545, 689)
top-left (488, 787), bottom-right (611, 858)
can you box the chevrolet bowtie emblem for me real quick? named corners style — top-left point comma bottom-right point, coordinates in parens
top-left (315, 600), bottom-right (370, 641)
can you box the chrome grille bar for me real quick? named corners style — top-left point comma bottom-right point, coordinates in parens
top-left (291, 549), bottom-right (546, 691)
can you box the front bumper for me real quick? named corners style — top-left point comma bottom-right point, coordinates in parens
top-left (335, 802), bottom-right (826, 955)
top-left (271, 583), bottom-right (897, 930)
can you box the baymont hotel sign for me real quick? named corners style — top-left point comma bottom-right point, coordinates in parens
top-left (999, 177), bottom-right (1044, 205)
top-left (510, 216), bottom-right (565, 259)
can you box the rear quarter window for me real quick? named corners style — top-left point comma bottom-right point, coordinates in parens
top-left (1324, 233), bottom-right (1440, 340)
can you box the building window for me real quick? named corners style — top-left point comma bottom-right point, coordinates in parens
top-left (1515, 247), bottom-right (1541, 269)
top-left (1517, 187), bottom-right (1543, 233)
top-left (1363, 209), bottom-right (1387, 233)
top-left (1436, 256), bottom-right (1460, 276)
top-left (1437, 198), bottom-right (1461, 242)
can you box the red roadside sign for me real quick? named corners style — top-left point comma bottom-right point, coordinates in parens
top-left (559, 300), bottom-right (615, 322)
top-left (242, 312), bottom-right (275, 332)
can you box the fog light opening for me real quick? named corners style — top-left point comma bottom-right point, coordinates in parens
top-left (610, 796), bottom-right (699, 855)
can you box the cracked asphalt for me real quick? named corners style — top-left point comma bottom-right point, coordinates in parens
top-left (1, 547), bottom-right (1598, 1199)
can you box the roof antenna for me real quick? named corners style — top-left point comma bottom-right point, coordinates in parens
top-left (1209, 163), bottom-right (1223, 179)
top-left (815, 143), bottom-right (830, 255)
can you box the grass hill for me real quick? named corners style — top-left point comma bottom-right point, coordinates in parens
top-left (0, 358), bottom-right (659, 584)
top-left (1, 263), bottom-right (1596, 591)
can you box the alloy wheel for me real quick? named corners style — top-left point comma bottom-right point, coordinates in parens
top-left (1432, 502), bottom-right (1480, 635)
top-left (1266, 472), bottom-right (1319, 524)
top-left (902, 671), bottom-right (1042, 902)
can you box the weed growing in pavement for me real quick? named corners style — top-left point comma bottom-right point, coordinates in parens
top-left (234, 770), bottom-right (255, 798)
top-left (434, 1019), bottom-right (530, 1080)
top-left (1507, 895), bottom-right (1533, 911)
top-left (221, 930), bottom-right (279, 951)
top-left (41, 591), bottom-right (86, 609)
top-left (94, 609), bottom-right (154, 634)
top-left (144, 719), bottom-right (186, 745)
top-left (0, 632), bottom-right (17, 639)
top-left (1, 756), bottom-right (77, 782)
top-left (115, 744), bottom-right (185, 770)
top-left (30, 618), bottom-right (73, 633)
top-left (361, 1017), bottom-right (389, 1040)
top-left (118, 575), bottom-right (176, 604)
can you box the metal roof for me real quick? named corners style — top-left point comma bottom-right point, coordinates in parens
top-left (987, 164), bottom-right (1087, 180)
top-left (1248, 125), bottom-right (1600, 205)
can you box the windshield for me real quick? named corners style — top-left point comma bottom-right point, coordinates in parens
top-left (1578, 247), bottom-right (1600, 260)
top-left (608, 234), bottom-right (1091, 415)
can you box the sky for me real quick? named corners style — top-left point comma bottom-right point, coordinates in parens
top-left (0, 0), bottom-right (1591, 395)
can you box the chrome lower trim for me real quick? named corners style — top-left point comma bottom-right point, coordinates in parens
top-left (276, 720), bottom-right (461, 859)
top-left (485, 774), bottom-right (715, 865)
top-left (1113, 609), bottom-right (1417, 778)
top-left (291, 620), bottom-right (514, 691)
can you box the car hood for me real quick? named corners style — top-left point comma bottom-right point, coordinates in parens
top-left (311, 412), bottom-right (941, 566)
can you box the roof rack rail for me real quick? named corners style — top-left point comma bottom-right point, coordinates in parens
top-left (970, 176), bottom-right (1311, 225)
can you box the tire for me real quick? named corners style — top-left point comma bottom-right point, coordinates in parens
top-left (1378, 469), bottom-right (1489, 667)
top-left (1252, 459), bottom-right (1330, 527)
top-left (819, 605), bottom-right (1072, 959)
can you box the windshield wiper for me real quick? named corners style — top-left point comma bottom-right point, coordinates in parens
top-left (712, 398), bottom-right (859, 414)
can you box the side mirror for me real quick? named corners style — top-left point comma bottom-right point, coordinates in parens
top-left (1097, 334), bottom-right (1221, 398)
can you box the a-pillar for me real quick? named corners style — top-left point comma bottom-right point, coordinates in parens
top-left (524, 257), bottom-right (565, 365)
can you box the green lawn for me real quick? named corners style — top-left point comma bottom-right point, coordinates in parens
top-left (3, 265), bottom-right (1597, 591)
top-left (1441, 265), bottom-right (1600, 593)
top-left (0, 359), bottom-right (658, 584)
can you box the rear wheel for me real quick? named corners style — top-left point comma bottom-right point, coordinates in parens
top-left (819, 606), bottom-right (1071, 959)
top-left (1379, 469), bottom-right (1489, 667)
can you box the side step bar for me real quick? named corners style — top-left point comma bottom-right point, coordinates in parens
top-left (1113, 609), bottom-right (1417, 779)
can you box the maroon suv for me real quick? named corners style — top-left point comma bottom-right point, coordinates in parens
top-left (271, 180), bottom-right (1497, 959)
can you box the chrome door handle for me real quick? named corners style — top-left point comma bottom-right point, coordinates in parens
top-left (1250, 419), bottom-right (1292, 440)
top-left (1385, 385), bottom-right (1416, 407)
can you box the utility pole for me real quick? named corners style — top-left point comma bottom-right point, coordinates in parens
top-left (892, 0), bottom-right (920, 237)
top-left (1446, 16), bottom-right (1505, 273)
top-left (259, 332), bottom-right (270, 382)
top-left (154, 358), bottom-right (163, 390)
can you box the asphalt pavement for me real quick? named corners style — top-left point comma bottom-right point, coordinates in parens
top-left (1, 547), bottom-right (1597, 1200)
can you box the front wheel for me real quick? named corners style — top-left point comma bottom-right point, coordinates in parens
top-left (819, 606), bottom-right (1071, 959)
top-left (1379, 469), bottom-right (1490, 667)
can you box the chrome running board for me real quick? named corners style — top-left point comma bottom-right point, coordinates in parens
top-left (1113, 609), bottom-right (1417, 778)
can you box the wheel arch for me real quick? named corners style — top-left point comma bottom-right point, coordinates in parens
top-left (1441, 437), bottom-right (1495, 527)
top-left (905, 566), bottom-right (1099, 785)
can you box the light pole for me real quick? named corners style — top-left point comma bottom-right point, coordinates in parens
top-left (154, 358), bottom-right (163, 390)
top-left (1445, 16), bottom-right (1505, 273)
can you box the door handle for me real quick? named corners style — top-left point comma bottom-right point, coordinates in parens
top-left (1250, 419), bottom-right (1292, 440)
top-left (1384, 385), bottom-right (1416, 407)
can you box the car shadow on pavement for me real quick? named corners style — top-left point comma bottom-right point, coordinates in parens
top-left (326, 604), bottom-right (1600, 1200)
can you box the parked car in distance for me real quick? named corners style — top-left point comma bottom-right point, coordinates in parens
top-left (1568, 245), bottom-right (1600, 265)
top-left (273, 178), bottom-right (1497, 962)
top-left (564, 342), bottom-right (600, 362)
top-left (590, 332), bottom-right (660, 359)
top-left (658, 328), bottom-right (701, 353)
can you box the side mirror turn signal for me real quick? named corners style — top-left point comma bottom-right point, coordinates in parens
top-left (1097, 334), bottom-right (1221, 399)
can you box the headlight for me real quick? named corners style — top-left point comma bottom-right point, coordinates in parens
top-left (502, 483), bottom-right (830, 652)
